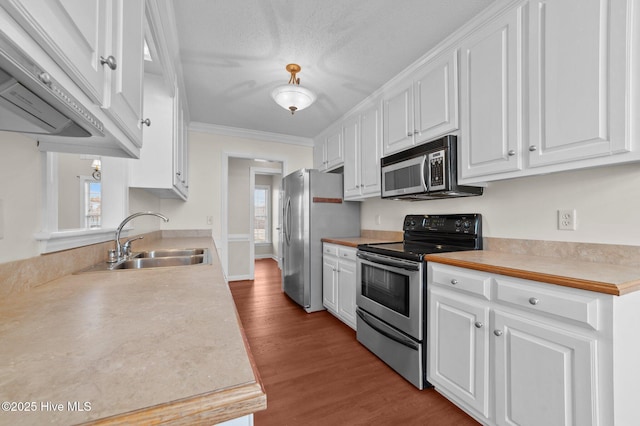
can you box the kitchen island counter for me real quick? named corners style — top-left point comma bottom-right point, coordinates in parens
top-left (425, 250), bottom-right (640, 296)
top-left (0, 237), bottom-right (265, 425)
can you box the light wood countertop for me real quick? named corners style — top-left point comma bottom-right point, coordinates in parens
top-left (321, 237), bottom-right (400, 248)
top-left (0, 237), bottom-right (266, 425)
top-left (425, 250), bottom-right (640, 296)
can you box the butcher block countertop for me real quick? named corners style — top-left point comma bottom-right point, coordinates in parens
top-left (0, 237), bottom-right (265, 425)
top-left (425, 251), bottom-right (640, 296)
top-left (321, 236), bottom-right (400, 248)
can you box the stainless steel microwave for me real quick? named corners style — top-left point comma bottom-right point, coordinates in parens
top-left (380, 135), bottom-right (483, 200)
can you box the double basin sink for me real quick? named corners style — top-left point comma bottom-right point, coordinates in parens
top-left (79, 248), bottom-right (210, 273)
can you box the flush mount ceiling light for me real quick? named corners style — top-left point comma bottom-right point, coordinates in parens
top-left (271, 63), bottom-right (316, 115)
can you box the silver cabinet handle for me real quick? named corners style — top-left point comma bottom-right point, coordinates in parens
top-left (38, 72), bottom-right (52, 86)
top-left (508, 149), bottom-right (516, 156)
top-left (450, 279), bottom-right (458, 285)
top-left (100, 55), bottom-right (117, 70)
top-left (529, 145), bottom-right (537, 152)
top-left (141, 118), bottom-right (151, 127)
top-left (407, 132), bottom-right (413, 137)
top-left (494, 330), bottom-right (503, 337)
top-left (475, 322), bottom-right (483, 329)
top-left (529, 297), bottom-right (539, 305)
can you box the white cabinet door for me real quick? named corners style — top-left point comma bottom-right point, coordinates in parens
top-left (414, 50), bottom-right (459, 143)
top-left (104, 0), bottom-right (145, 148)
top-left (325, 129), bottom-right (344, 170)
top-left (342, 115), bottom-right (360, 199)
top-left (527, 0), bottom-right (630, 167)
top-left (459, 5), bottom-right (523, 179)
top-left (0, 0), bottom-right (109, 104)
top-left (383, 84), bottom-right (414, 155)
top-left (322, 256), bottom-right (338, 313)
top-left (313, 142), bottom-right (326, 170)
top-left (429, 288), bottom-right (490, 418)
top-left (337, 257), bottom-right (356, 329)
top-left (359, 103), bottom-right (382, 197)
top-left (493, 310), bottom-right (598, 426)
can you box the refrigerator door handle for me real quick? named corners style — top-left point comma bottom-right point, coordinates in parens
top-left (284, 197), bottom-right (292, 245)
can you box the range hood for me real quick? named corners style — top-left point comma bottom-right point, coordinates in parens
top-left (0, 30), bottom-right (104, 138)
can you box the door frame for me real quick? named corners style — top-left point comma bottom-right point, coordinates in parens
top-left (221, 152), bottom-right (285, 281)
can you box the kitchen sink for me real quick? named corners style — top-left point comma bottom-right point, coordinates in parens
top-left (111, 255), bottom-right (205, 269)
top-left (136, 248), bottom-right (206, 258)
top-left (77, 248), bottom-right (210, 273)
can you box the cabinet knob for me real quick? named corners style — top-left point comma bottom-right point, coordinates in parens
top-left (38, 72), bottom-right (52, 87)
top-left (529, 145), bottom-right (537, 152)
top-left (141, 118), bottom-right (151, 127)
top-left (407, 132), bottom-right (413, 137)
top-left (176, 171), bottom-right (182, 177)
top-left (474, 321), bottom-right (483, 329)
top-left (494, 330), bottom-right (503, 337)
top-left (508, 149), bottom-right (516, 156)
top-left (529, 297), bottom-right (539, 305)
top-left (450, 279), bottom-right (458, 285)
top-left (100, 55), bottom-right (118, 70)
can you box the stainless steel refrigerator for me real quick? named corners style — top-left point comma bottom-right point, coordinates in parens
top-left (282, 169), bottom-right (360, 313)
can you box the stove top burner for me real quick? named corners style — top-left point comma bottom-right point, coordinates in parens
top-left (358, 214), bottom-right (482, 261)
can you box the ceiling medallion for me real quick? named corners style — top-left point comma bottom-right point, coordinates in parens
top-left (271, 63), bottom-right (316, 115)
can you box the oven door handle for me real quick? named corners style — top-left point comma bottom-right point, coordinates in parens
top-left (357, 309), bottom-right (419, 350)
top-left (357, 252), bottom-right (421, 271)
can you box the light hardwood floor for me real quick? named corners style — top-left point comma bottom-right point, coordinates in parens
top-left (229, 259), bottom-right (479, 426)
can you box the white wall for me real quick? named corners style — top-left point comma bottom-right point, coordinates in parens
top-left (0, 132), bottom-right (42, 262)
top-left (159, 130), bottom-right (313, 243)
top-left (361, 162), bottom-right (640, 246)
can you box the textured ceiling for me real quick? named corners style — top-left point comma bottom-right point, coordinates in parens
top-left (172, 0), bottom-right (495, 140)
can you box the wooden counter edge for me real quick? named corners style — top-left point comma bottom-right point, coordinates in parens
top-left (82, 381), bottom-right (266, 426)
top-left (424, 255), bottom-right (640, 296)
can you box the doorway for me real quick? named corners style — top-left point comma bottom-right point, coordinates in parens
top-left (223, 154), bottom-right (283, 281)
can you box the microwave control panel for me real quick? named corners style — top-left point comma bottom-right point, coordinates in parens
top-left (427, 149), bottom-right (446, 191)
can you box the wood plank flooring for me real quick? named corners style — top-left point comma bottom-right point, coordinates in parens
top-left (229, 259), bottom-right (479, 426)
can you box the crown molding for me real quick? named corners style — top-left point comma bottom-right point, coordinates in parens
top-left (189, 122), bottom-right (314, 147)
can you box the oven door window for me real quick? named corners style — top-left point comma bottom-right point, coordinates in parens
top-left (361, 263), bottom-right (410, 317)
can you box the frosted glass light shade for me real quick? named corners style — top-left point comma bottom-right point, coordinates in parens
top-left (271, 84), bottom-right (316, 114)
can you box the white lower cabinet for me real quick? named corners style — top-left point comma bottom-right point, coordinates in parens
top-left (322, 243), bottom-right (356, 330)
top-left (427, 262), bottom-right (640, 426)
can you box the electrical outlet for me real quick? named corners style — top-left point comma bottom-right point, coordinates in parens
top-left (558, 209), bottom-right (577, 231)
top-left (206, 216), bottom-right (213, 225)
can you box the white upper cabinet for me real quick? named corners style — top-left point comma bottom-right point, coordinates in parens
top-left (344, 103), bottom-right (382, 200)
top-left (383, 51), bottom-right (459, 156)
top-left (527, 0), bottom-right (629, 167)
top-left (1, 0), bottom-right (145, 148)
top-left (130, 74), bottom-right (188, 200)
top-left (459, 4), bottom-right (523, 179)
top-left (459, 0), bottom-right (636, 183)
top-left (103, 0), bottom-right (145, 148)
top-left (314, 125), bottom-right (344, 171)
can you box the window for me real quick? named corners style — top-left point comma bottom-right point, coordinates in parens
top-left (254, 185), bottom-right (270, 243)
top-left (84, 180), bottom-right (102, 228)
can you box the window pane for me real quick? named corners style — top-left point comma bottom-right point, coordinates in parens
top-left (254, 186), bottom-right (270, 243)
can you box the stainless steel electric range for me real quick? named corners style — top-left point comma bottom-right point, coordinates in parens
top-left (355, 214), bottom-right (483, 389)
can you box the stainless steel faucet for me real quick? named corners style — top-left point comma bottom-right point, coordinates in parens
top-left (113, 212), bottom-right (169, 261)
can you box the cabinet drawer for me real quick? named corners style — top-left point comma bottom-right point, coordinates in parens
top-left (323, 244), bottom-right (338, 256)
top-left (338, 247), bottom-right (357, 261)
top-left (430, 264), bottom-right (491, 300)
top-left (495, 278), bottom-right (600, 330)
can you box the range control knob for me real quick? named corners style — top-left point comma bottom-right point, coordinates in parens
top-left (455, 220), bottom-right (462, 227)
top-left (463, 221), bottom-right (471, 229)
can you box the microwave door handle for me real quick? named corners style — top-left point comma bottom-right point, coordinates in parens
top-left (421, 155), bottom-right (428, 192)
